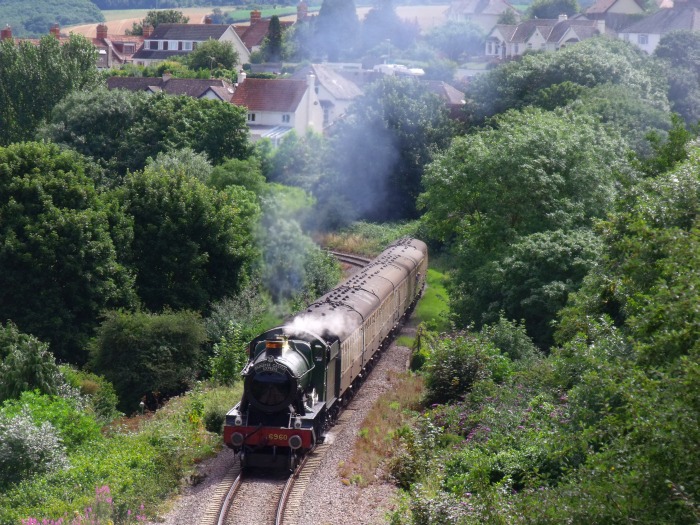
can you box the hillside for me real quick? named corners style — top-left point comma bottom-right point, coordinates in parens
top-left (0, 0), bottom-right (104, 37)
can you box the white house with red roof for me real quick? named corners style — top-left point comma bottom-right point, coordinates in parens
top-left (231, 74), bottom-right (324, 144)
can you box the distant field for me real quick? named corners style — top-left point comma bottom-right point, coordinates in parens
top-left (66, 4), bottom-right (448, 37)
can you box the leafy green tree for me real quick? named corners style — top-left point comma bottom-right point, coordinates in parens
top-left (0, 142), bottom-right (136, 363)
top-left (145, 147), bottom-right (213, 184)
top-left (40, 89), bottom-right (252, 174)
top-left (426, 20), bottom-right (484, 61)
top-left (115, 168), bottom-right (260, 312)
top-left (654, 30), bottom-right (700, 125)
top-left (0, 323), bottom-right (64, 403)
top-left (315, 0), bottom-right (360, 61)
top-left (90, 310), bottom-right (206, 412)
top-left (0, 34), bottom-right (99, 145)
top-left (497, 9), bottom-right (519, 24)
top-left (208, 156), bottom-right (267, 196)
top-left (526, 0), bottom-right (579, 19)
top-left (263, 15), bottom-right (284, 62)
top-left (186, 38), bottom-right (239, 71)
top-left (360, 0), bottom-right (420, 53)
top-left (126, 9), bottom-right (189, 35)
top-left (420, 108), bottom-right (628, 340)
top-left (327, 76), bottom-right (456, 221)
top-left (466, 38), bottom-right (668, 123)
top-left (0, 0), bottom-right (104, 37)
top-left (268, 131), bottom-right (329, 193)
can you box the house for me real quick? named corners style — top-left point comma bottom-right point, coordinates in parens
top-left (292, 64), bottom-right (363, 128)
top-left (618, 0), bottom-right (700, 53)
top-left (486, 16), bottom-right (606, 58)
top-left (445, 0), bottom-right (521, 32)
top-left (106, 75), bottom-right (236, 101)
top-left (422, 80), bottom-right (467, 120)
top-left (92, 23), bottom-right (143, 69)
top-left (234, 10), bottom-right (294, 54)
top-left (131, 22), bottom-right (250, 67)
top-left (585, 0), bottom-right (647, 31)
top-left (230, 74), bottom-right (324, 144)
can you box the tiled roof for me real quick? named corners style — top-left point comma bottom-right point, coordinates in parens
top-left (231, 78), bottom-right (308, 112)
top-left (107, 76), bottom-right (236, 101)
top-left (422, 80), bottom-right (466, 106)
top-left (234, 19), bottom-right (294, 50)
top-left (495, 18), bottom-right (602, 43)
top-left (293, 64), bottom-right (363, 100)
top-left (621, 3), bottom-right (700, 32)
top-left (147, 23), bottom-right (230, 41)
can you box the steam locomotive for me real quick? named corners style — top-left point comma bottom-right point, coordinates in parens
top-left (223, 237), bottom-right (428, 469)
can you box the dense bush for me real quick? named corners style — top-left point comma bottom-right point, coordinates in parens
top-left (90, 310), bottom-right (207, 413)
top-left (0, 411), bottom-right (67, 489)
top-left (59, 366), bottom-right (122, 424)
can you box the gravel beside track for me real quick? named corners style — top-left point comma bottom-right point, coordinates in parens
top-left (147, 337), bottom-right (412, 525)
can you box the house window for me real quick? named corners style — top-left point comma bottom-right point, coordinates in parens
top-left (124, 44), bottom-right (135, 53)
top-left (527, 43), bottom-right (532, 49)
top-left (248, 113), bottom-right (256, 122)
top-left (149, 40), bottom-right (158, 50)
top-left (184, 41), bottom-right (192, 51)
top-left (514, 43), bottom-right (519, 54)
top-left (487, 42), bottom-right (493, 54)
top-left (162, 41), bottom-right (169, 50)
top-left (178, 41), bottom-right (183, 50)
top-left (282, 114), bottom-right (290, 123)
top-left (638, 34), bottom-right (649, 45)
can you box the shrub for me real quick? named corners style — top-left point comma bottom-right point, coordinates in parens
top-left (90, 310), bottom-right (207, 413)
top-left (59, 365), bottom-right (122, 424)
top-left (209, 323), bottom-right (248, 386)
top-left (423, 332), bottom-right (513, 405)
top-left (0, 411), bottom-right (67, 489)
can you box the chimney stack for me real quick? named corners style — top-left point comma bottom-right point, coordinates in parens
top-left (297, 1), bottom-right (308, 21)
top-left (143, 23), bottom-right (153, 38)
top-left (50, 23), bottom-right (60, 38)
top-left (204, 15), bottom-right (212, 24)
top-left (1, 25), bottom-right (11, 41)
top-left (250, 10), bottom-right (261, 25)
top-left (96, 23), bottom-right (108, 39)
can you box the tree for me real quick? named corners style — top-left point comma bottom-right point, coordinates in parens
top-left (420, 108), bottom-right (629, 340)
top-left (526, 0), bottom-right (579, 19)
top-left (268, 131), bottom-right (329, 193)
top-left (263, 15), bottom-right (283, 62)
top-left (360, 0), bottom-right (420, 53)
top-left (90, 310), bottom-right (206, 412)
top-left (40, 89), bottom-right (252, 174)
top-left (186, 38), bottom-right (238, 71)
top-left (465, 38), bottom-right (668, 123)
top-left (115, 168), bottom-right (260, 312)
top-left (654, 30), bottom-right (700, 125)
top-left (426, 20), bottom-right (484, 61)
top-left (0, 142), bottom-right (136, 363)
top-left (0, 34), bottom-right (99, 145)
top-left (315, 0), bottom-right (360, 61)
top-left (327, 76), bottom-right (456, 221)
top-left (126, 9), bottom-right (189, 35)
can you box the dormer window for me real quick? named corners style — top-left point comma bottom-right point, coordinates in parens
top-left (124, 44), bottom-right (135, 53)
top-left (162, 41), bottom-right (169, 50)
top-left (149, 40), bottom-right (158, 50)
top-left (248, 113), bottom-right (256, 122)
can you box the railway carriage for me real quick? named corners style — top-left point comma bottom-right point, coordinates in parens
top-left (224, 237), bottom-right (428, 469)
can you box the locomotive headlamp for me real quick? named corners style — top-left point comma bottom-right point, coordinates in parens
top-left (231, 432), bottom-right (244, 447)
top-left (293, 417), bottom-right (302, 429)
top-left (288, 435), bottom-right (303, 450)
top-left (234, 416), bottom-right (243, 426)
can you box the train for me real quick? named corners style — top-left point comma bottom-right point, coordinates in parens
top-left (223, 237), bottom-right (428, 469)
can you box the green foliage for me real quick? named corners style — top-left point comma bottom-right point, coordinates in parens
top-left (327, 76), bottom-right (456, 221)
top-left (145, 147), bottom-right (213, 184)
top-left (0, 0), bottom-right (103, 37)
top-left (423, 331), bottom-right (513, 405)
top-left (526, 0), bottom-right (579, 19)
top-left (126, 9), bottom-right (189, 35)
top-left (60, 365), bottom-right (122, 424)
top-left (40, 89), bottom-right (252, 175)
top-left (633, 113), bottom-right (697, 177)
top-left (115, 168), bottom-right (260, 312)
top-left (655, 30), bottom-right (700, 125)
top-left (268, 131), bottom-right (329, 194)
top-left (315, 0), bottom-right (360, 61)
top-left (0, 410), bottom-right (67, 490)
top-left (0, 34), bottom-right (99, 145)
top-left (208, 156), bottom-right (267, 196)
top-left (1, 391), bottom-right (102, 453)
top-left (426, 20), bottom-right (484, 61)
top-left (209, 323), bottom-right (248, 386)
top-left (479, 316), bottom-right (540, 363)
top-left (90, 310), bottom-right (207, 413)
top-left (360, 0), bottom-right (420, 54)
top-left (186, 38), bottom-right (239, 71)
top-left (262, 15), bottom-right (284, 62)
top-left (0, 142), bottom-right (136, 363)
top-left (466, 37), bottom-right (668, 123)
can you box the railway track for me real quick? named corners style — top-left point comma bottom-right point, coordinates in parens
top-left (327, 250), bottom-right (373, 268)
top-left (201, 444), bottom-right (330, 525)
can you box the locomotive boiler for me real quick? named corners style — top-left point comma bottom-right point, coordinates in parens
top-left (223, 237), bottom-right (428, 469)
